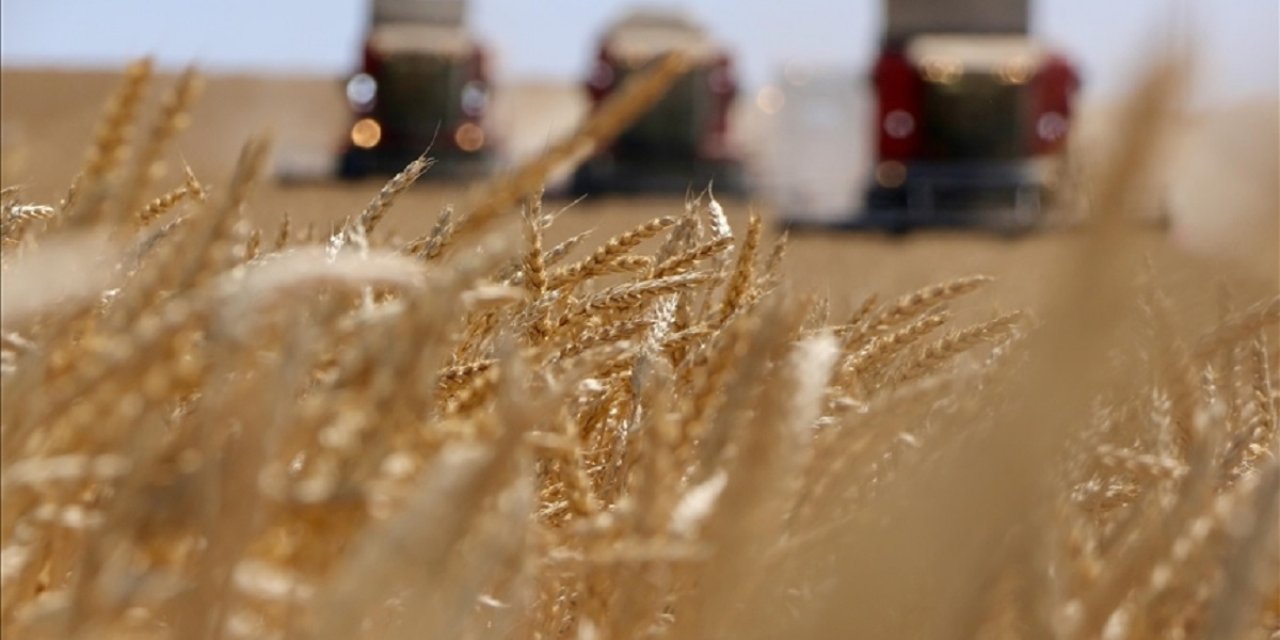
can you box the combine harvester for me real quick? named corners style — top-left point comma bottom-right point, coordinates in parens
top-left (785, 0), bottom-right (1080, 234)
top-left (569, 7), bottom-right (747, 196)
top-left (335, 0), bottom-right (496, 179)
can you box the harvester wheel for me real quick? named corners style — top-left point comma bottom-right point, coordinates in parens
top-left (337, 148), bottom-right (373, 180)
top-left (568, 166), bottom-right (596, 198)
top-left (885, 218), bottom-right (913, 236)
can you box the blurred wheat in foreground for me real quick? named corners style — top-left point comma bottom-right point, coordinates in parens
top-left (1, 59), bottom-right (1278, 640)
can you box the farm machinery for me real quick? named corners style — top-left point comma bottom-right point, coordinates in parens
top-left (855, 0), bottom-right (1080, 233)
top-left (336, 0), bottom-right (495, 179)
top-left (569, 8), bottom-right (747, 196)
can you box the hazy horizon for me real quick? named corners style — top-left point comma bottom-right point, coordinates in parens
top-left (2, 0), bottom-right (1276, 106)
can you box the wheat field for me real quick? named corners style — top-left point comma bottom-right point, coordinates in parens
top-left (1, 56), bottom-right (1278, 640)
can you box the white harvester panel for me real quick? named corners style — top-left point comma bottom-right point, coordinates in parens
top-left (769, 68), bottom-right (871, 224)
top-left (884, 0), bottom-right (1027, 38)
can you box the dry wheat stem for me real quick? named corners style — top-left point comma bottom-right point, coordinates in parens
top-left (1, 55), bottom-right (1277, 640)
top-left (451, 52), bottom-right (689, 243)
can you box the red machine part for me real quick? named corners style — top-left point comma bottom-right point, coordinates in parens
top-left (586, 46), bottom-right (616, 103)
top-left (462, 45), bottom-right (490, 123)
top-left (361, 41), bottom-right (382, 83)
top-left (873, 46), bottom-right (1079, 160)
top-left (698, 53), bottom-right (737, 160)
top-left (1028, 54), bottom-right (1079, 155)
top-left (872, 47), bottom-right (923, 161)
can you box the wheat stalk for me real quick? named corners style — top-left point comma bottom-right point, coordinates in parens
top-left (1, 56), bottom-right (1276, 640)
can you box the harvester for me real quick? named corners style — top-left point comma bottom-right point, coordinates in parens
top-left (569, 8), bottom-right (747, 196)
top-left (858, 0), bottom-right (1080, 233)
top-left (336, 0), bottom-right (495, 179)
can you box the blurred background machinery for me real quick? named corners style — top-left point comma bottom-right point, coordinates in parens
top-left (336, 0), bottom-right (496, 179)
top-left (568, 7), bottom-right (747, 196)
top-left (3, 0), bottom-right (1276, 263)
top-left (853, 0), bottom-right (1081, 233)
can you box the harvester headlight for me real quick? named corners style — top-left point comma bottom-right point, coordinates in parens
top-left (454, 123), bottom-right (486, 153)
top-left (461, 81), bottom-right (488, 117)
top-left (997, 57), bottom-right (1033, 85)
top-left (883, 110), bottom-right (915, 139)
top-left (1036, 112), bottom-right (1068, 142)
top-left (921, 57), bottom-right (963, 84)
top-left (351, 118), bottom-right (381, 149)
top-left (346, 73), bottom-right (377, 110)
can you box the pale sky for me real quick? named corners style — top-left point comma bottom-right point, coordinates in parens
top-left (1, 0), bottom-right (1276, 104)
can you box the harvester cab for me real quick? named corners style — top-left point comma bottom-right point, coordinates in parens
top-left (337, 0), bottom-right (495, 179)
top-left (858, 0), bottom-right (1080, 234)
top-left (569, 8), bottom-right (747, 196)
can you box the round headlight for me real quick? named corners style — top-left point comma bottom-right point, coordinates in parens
top-left (454, 123), bottom-right (486, 153)
top-left (346, 73), bottom-right (377, 110)
top-left (461, 81), bottom-right (488, 117)
top-left (1037, 112), bottom-right (1068, 142)
top-left (883, 110), bottom-right (915, 139)
top-left (351, 118), bottom-right (381, 149)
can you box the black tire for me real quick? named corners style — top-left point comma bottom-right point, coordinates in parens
top-left (568, 166), bottom-right (594, 198)
top-left (884, 219), bottom-right (913, 237)
top-left (570, 162), bottom-right (609, 197)
top-left (704, 163), bottom-right (749, 198)
top-left (337, 148), bottom-right (372, 180)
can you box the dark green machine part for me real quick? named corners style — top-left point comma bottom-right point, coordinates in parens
top-left (374, 54), bottom-right (466, 146)
top-left (339, 47), bottom-right (493, 180)
top-left (612, 65), bottom-right (712, 161)
top-left (571, 64), bottom-right (745, 196)
top-left (919, 75), bottom-right (1026, 161)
